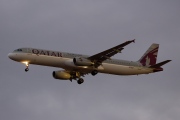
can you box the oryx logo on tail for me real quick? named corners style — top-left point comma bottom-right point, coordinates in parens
top-left (138, 44), bottom-right (159, 67)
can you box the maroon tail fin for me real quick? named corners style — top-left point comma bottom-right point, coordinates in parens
top-left (138, 44), bottom-right (159, 67)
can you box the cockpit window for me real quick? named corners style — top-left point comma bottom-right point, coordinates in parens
top-left (14, 49), bottom-right (23, 52)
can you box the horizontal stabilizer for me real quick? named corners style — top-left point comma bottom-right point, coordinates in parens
top-left (149, 60), bottom-right (171, 68)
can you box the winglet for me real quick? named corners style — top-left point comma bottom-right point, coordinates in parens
top-left (132, 39), bottom-right (135, 43)
top-left (127, 39), bottom-right (135, 43)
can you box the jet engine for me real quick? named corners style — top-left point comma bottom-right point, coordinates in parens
top-left (73, 57), bottom-right (93, 66)
top-left (52, 70), bottom-right (71, 80)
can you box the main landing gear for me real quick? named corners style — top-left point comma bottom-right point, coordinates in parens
top-left (70, 71), bottom-right (84, 84)
top-left (77, 78), bottom-right (84, 84)
top-left (91, 70), bottom-right (98, 76)
top-left (76, 71), bottom-right (98, 84)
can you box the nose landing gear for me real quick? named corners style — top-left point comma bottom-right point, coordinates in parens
top-left (23, 62), bottom-right (29, 72)
top-left (25, 67), bottom-right (29, 72)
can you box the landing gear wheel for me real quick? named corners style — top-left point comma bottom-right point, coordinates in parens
top-left (77, 78), bottom-right (84, 84)
top-left (91, 70), bottom-right (98, 76)
top-left (25, 68), bottom-right (29, 72)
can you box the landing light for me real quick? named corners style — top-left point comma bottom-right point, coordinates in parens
top-left (82, 66), bottom-right (88, 68)
top-left (22, 61), bottom-right (29, 65)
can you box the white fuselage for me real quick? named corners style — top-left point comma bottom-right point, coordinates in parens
top-left (8, 48), bottom-right (154, 75)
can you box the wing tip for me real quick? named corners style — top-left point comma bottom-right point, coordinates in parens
top-left (126, 39), bottom-right (135, 43)
top-left (129, 39), bottom-right (135, 43)
top-left (132, 39), bottom-right (135, 43)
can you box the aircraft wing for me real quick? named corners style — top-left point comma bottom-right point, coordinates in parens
top-left (88, 39), bottom-right (135, 67)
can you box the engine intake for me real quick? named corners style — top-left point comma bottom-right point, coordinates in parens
top-left (73, 57), bottom-right (93, 66)
top-left (52, 71), bottom-right (71, 80)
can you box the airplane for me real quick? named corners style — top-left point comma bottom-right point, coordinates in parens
top-left (8, 39), bottom-right (171, 84)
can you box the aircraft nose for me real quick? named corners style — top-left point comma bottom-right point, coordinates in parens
top-left (8, 53), bottom-right (14, 60)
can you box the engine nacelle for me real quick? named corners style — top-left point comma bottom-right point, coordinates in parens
top-left (52, 71), bottom-right (71, 80)
top-left (73, 57), bottom-right (93, 66)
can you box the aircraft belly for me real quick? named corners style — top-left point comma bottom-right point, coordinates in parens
top-left (63, 59), bottom-right (95, 72)
top-left (32, 55), bottom-right (66, 68)
top-left (100, 63), bottom-right (152, 75)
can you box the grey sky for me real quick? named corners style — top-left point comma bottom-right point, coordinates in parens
top-left (0, 0), bottom-right (180, 120)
